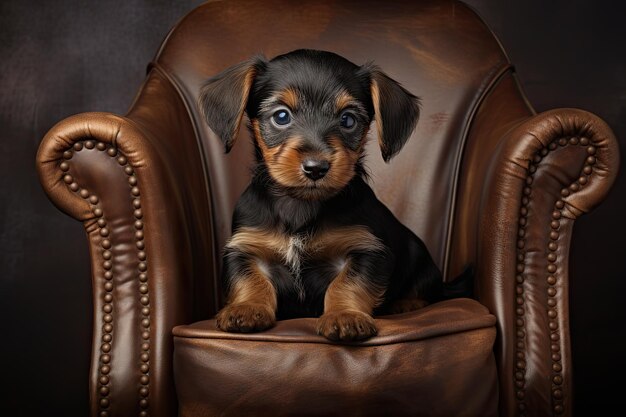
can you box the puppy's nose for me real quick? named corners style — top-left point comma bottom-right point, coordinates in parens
top-left (301, 159), bottom-right (330, 181)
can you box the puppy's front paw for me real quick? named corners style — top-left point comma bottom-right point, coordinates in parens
top-left (316, 310), bottom-right (377, 341)
top-left (215, 303), bottom-right (275, 333)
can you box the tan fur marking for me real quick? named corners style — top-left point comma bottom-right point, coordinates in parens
top-left (227, 226), bottom-right (290, 262)
top-left (371, 81), bottom-right (386, 156)
top-left (324, 261), bottom-right (384, 313)
top-left (231, 67), bottom-right (257, 141)
top-left (310, 225), bottom-right (385, 259)
top-left (322, 136), bottom-right (361, 192)
top-left (312, 227), bottom-right (385, 341)
top-left (335, 90), bottom-right (356, 112)
top-left (271, 141), bottom-right (305, 186)
top-left (252, 119), bottom-right (276, 158)
top-left (252, 120), bottom-right (305, 188)
top-left (277, 88), bottom-right (299, 110)
top-left (229, 264), bottom-right (277, 311)
top-left (217, 261), bottom-right (277, 332)
top-left (228, 225), bottom-right (384, 269)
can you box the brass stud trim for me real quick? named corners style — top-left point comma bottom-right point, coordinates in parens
top-left (514, 136), bottom-right (594, 416)
top-left (515, 165), bottom-right (531, 411)
top-left (59, 140), bottom-right (151, 416)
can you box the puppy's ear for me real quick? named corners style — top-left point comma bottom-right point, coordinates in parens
top-left (198, 56), bottom-right (267, 153)
top-left (359, 64), bottom-right (420, 162)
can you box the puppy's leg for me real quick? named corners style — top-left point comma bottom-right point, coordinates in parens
top-left (217, 226), bottom-right (285, 332)
top-left (316, 260), bottom-right (384, 341)
top-left (387, 233), bottom-right (444, 314)
top-left (216, 262), bottom-right (277, 332)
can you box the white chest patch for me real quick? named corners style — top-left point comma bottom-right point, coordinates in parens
top-left (283, 234), bottom-right (308, 301)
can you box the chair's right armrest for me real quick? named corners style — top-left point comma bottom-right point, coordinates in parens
top-left (449, 71), bottom-right (619, 416)
top-left (476, 107), bottom-right (619, 416)
top-left (36, 67), bottom-right (215, 417)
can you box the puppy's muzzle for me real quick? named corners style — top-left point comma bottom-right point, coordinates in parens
top-left (301, 158), bottom-right (330, 181)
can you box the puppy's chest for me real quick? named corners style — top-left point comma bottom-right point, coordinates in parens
top-left (226, 225), bottom-right (383, 273)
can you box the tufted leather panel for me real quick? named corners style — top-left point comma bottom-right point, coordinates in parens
top-left (173, 298), bottom-right (498, 417)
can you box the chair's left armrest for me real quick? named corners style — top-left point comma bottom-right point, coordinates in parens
top-left (36, 63), bottom-right (217, 417)
top-left (476, 108), bottom-right (620, 416)
top-left (36, 111), bottom-right (193, 417)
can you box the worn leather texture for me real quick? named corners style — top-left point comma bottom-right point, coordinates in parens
top-left (173, 298), bottom-right (498, 417)
top-left (35, 0), bottom-right (620, 416)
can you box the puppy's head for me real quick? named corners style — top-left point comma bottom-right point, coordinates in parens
top-left (199, 49), bottom-right (420, 200)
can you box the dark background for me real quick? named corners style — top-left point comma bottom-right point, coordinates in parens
top-left (1, 0), bottom-right (624, 415)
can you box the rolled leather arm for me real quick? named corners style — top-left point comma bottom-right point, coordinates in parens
top-left (37, 110), bottom-right (193, 417)
top-left (477, 108), bottom-right (620, 416)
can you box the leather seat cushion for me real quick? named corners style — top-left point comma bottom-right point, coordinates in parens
top-left (173, 298), bottom-right (498, 417)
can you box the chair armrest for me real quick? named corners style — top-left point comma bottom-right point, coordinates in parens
top-left (477, 108), bottom-right (620, 416)
top-left (36, 111), bottom-right (186, 417)
top-left (36, 65), bottom-right (214, 417)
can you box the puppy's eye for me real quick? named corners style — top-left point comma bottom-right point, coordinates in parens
top-left (340, 112), bottom-right (357, 130)
top-left (272, 109), bottom-right (292, 127)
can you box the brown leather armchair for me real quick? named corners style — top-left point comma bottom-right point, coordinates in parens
top-left (35, 1), bottom-right (620, 416)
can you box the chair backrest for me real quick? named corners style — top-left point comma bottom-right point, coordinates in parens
top-left (149, 0), bottom-right (510, 279)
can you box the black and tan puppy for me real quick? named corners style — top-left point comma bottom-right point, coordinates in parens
top-left (199, 49), bottom-right (461, 341)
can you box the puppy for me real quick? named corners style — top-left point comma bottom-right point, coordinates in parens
top-left (199, 49), bottom-right (461, 341)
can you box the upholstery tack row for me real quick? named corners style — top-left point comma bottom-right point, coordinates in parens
top-left (61, 140), bottom-right (151, 417)
top-left (515, 136), bottom-right (596, 416)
